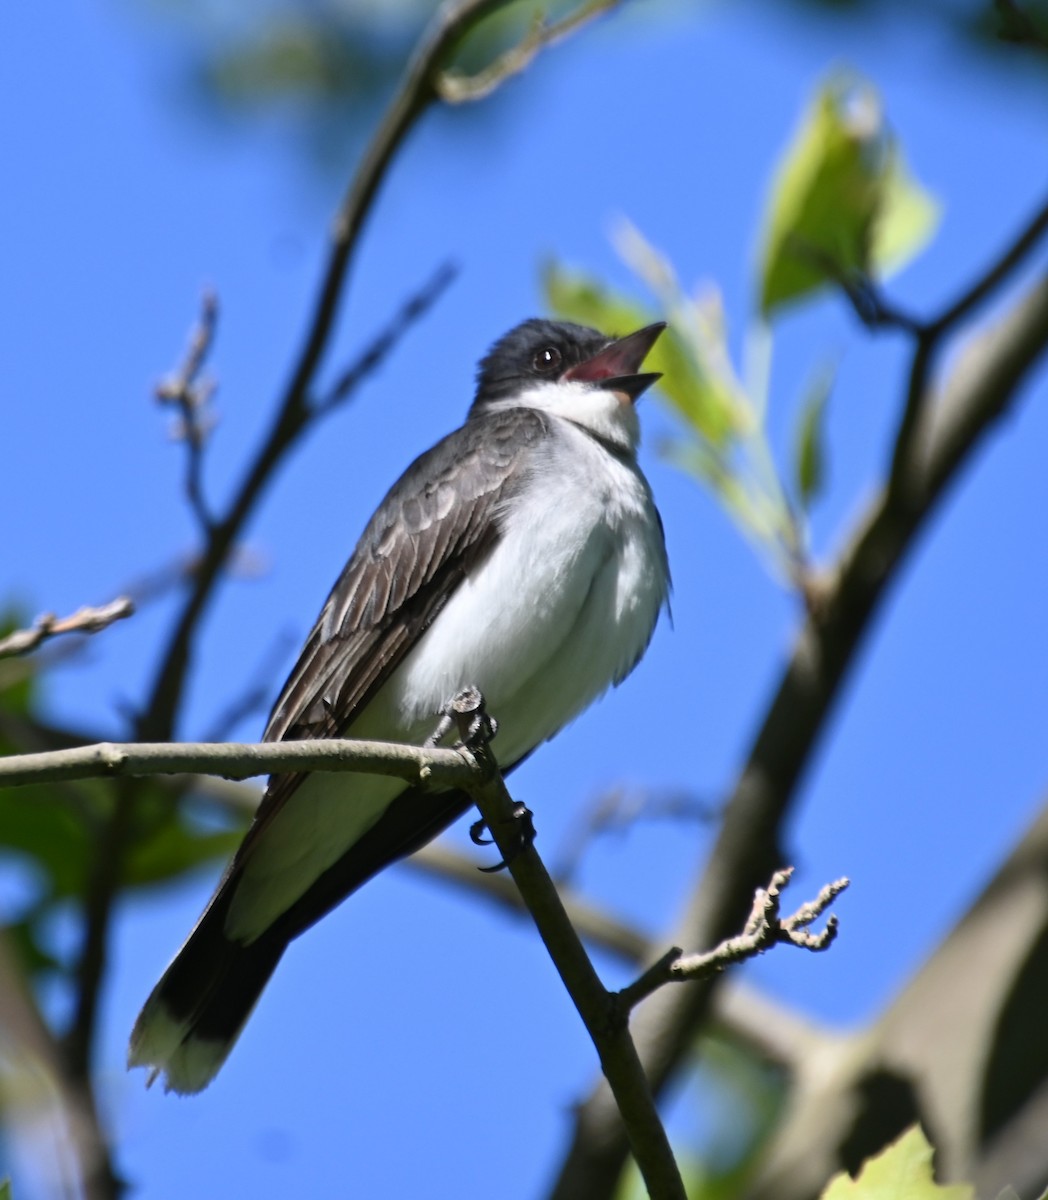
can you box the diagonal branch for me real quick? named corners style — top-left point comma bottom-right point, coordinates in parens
top-left (889, 191), bottom-right (1048, 495)
top-left (448, 688), bottom-right (688, 1200)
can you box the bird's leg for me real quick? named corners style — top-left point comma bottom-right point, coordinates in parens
top-left (424, 685), bottom-right (499, 748)
top-left (422, 710), bottom-right (454, 749)
top-left (446, 687), bottom-right (532, 873)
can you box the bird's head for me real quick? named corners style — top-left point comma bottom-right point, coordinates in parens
top-left (471, 318), bottom-right (665, 452)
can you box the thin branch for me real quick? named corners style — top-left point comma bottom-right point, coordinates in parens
top-left (313, 261), bottom-right (458, 414)
top-left (549, 272), bottom-right (1048, 1200)
top-left (437, 0), bottom-right (623, 103)
top-left (804, 193), bottom-right (1048, 501)
top-left (0, 598), bottom-right (134, 661)
top-left (889, 191), bottom-right (1048, 494)
top-left (615, 869), bottom-right (847, 1015)
top-left (446, 689), bottom-right (687, 1200)
top-left (0, 737), bottom-right (478, 790)
top-left (155, 289), bottom-right (219, 535)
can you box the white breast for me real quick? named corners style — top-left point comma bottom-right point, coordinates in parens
top-left (381, 416), bottom-right (669, 762)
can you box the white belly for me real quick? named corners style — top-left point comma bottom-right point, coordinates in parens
top-left (226, 422), bottom-right (667, 941)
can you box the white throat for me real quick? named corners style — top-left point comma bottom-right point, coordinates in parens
top-left (485, 379), bottom-right (641, 454)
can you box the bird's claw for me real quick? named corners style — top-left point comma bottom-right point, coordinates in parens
top-left (473, 802), bottom-right (536, 873)
top-left (469, 816), bottom-right (494, 846)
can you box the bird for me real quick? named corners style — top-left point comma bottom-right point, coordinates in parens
top-left (129, 316), bottom-right (671, 1094)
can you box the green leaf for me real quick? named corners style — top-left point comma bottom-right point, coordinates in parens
top-left (1, 1176), bottom-right (12, 1200)
top-left (820, 1126), bottom-right (973, 1200)
top-left (0, 604), bottom-right (40, 717)
top-left (122, 790), bottom-right (243, 890)
top-left (758, 74), bottom-right (938, 316)
top-left (874, 148), bottom-right (941, 273)
top-left (0, 702), bottom-right (248, 981)
top-left (793, 363), bottom-right (834, 510)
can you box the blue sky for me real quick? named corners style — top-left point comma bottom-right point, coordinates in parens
top-left (3, 1), bottom-right (1048, 1197)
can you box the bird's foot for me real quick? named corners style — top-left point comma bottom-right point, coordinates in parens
top-left (436, 687), bottom-right (520, 871)
top-left (470, 802), bottom-right (536, 873)
top-left (448, 686), bottom-right (498, 749)
top-left (426, 686), bottom-right (499, 749)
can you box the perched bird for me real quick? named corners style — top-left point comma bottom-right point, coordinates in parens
top-left (129, 317), bottom-right (671, 1094)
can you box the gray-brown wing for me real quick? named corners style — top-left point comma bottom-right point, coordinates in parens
top-left (245, 406), bottom-right (552, 836)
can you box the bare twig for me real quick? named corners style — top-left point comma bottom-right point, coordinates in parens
top-left (549, 272), bottom-right (1048, 1200)
top-left (155, 290), bottom-right (219, 534)
top-left (0, 599), bottom-right (134, 661)
top-left (614, 869), bottom-right (847, 1015)
top-left (437, 0), bottom-right (623, 103)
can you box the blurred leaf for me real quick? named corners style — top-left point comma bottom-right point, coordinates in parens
top-left (122, 790), bottom-right (243, 889)
top-left (820, 1126), bottom-right (973, 1200)
top-left (758, 74), bottom-right (938, 315)
top-left (611, 223), bottom-right (749, 446)
top-left (5, 917), bottom-right (63, 980)
top-left (793, 363), bottom-right (834, 510)
top-left (1, 1176), bottom-right (11, 1200)
top-left (874, 149), bottom-right (941, 272)
top-left (0, 607), bottom-right (38, 717)
top-left (202, 19), bottom-right (397, 107)
top-left (0, 686), bottom-right (245, 981)
top-left (543, 259), bottom-right (652, 342)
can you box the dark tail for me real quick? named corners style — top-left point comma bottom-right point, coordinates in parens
top-left (128, 885), bottom-right (286, 1095)
top-left (129, 782), bottom-right (475, 1093)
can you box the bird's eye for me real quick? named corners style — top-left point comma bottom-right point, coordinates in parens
top-left (532, 346), bottom-right (561, 372)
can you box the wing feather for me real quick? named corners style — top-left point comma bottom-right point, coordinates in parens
top-left (238, 407), bottom-right (552, 849)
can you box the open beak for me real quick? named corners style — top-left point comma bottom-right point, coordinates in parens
top-left (563, 322), bottom-right (666, 402)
